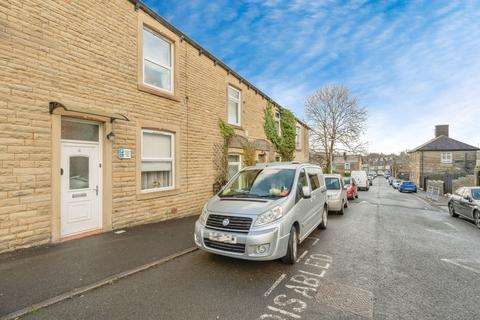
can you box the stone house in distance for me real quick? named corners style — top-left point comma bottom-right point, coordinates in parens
top-left (0, 0), bottom-right (309, 253)
top-left (408, 125), bottom-right (478, 193)
top-left (332, 154), bottom-right (362, 175)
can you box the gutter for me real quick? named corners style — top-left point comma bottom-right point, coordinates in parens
top-left (128, 0), bottom-right (308, 127)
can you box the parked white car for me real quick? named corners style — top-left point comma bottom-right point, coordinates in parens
top-left (351, 170), bottom-right (369, 191)
top-left (324, 174), bottom-right (348, 215)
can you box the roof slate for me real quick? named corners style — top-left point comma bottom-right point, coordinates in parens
top-left (410, 135), bottom-right (479, 152)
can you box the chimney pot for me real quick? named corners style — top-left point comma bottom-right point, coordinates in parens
top-left (435, 125), bottom-right (449, 138)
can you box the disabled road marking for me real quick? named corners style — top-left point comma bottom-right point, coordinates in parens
top-left (264, 274), bottom-right (287, 297)
top-left (259, 253), bottom-right (332, 319)
top-left (307, 237), bottom-right (319, 246)
top-left (296, 250), bottom-right (309, 263)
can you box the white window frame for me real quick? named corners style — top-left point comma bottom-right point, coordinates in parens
top-left (140, 129), bottom-right (175, 192)
top-left (142, 27), bottom-right (174, 94)
top-left (274, 111), bottom-right (281, 135)
top-left (441, 152), bottom-right (452, 164)
top-left (295, 125), bottom-right (301, 149)
top-left (227, 154), bottom-right (241, 179)
top-left (227, 86), bottom-right (241, 126)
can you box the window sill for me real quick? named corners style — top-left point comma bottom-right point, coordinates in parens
top-left (229, 124), bottom-right (244, 130)
top-left (138, 83), bottom-right (181, 102)
top-left (136, 187), bottom-right (180, 200)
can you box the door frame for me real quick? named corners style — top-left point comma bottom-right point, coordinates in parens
top-left (60, 137), bottom-right (103, 237)
top-left (51, 113), bottom-right (113, 242)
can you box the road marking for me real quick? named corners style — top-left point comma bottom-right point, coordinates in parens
top-left (267, 305), bottom-right (301, 319)
top-left (264, 274), bottom-right (287, 297)
top-left (441, 259), bottom-right (480, 274)
top-left (296, 250), bottom-right (309, 263)
top-left (259, 253), bottom-right (333, 319)
top-left (443, 222), bottom-right (458, 230)
top-left (306, 237), bottom-right (320, 246)
top-left (425, 228), bottom-right (458, 239)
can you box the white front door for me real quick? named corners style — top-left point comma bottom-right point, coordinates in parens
top-left (60, 121), bottom-right (102, 237)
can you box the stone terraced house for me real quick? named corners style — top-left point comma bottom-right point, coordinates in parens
top-left (409, 125), bottom-right (478, 193)
top-left (0, 0), bottom-right (310, 253)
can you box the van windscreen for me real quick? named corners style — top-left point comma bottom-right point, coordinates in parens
top-left (220, 168), bottom-right (295, 199)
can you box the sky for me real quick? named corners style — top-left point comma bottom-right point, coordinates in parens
top-left (144, 0), bottom-right (480, 154)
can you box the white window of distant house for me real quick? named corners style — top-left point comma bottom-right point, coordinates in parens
top-left (295, 125), bottom-right (301, 149)
top-left (274, 111), bottom-right (281, 135)
top-left (441, 152), bottom-right (452, 164)
top-left (227, 154), bottom-right (241, 179)
top-left (227, 86), bottom-right (241, 126)
top-left (141, 130), bottom-right (174, 191)
top-left (143, 28), bottom-right (173, 93)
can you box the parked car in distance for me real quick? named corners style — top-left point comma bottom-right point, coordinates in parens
top-left (368, 171), bottom-right (376, 179)
top-left (343, 176), bottom-right (358, 200)
top-left (448, 187), bottom-right (480, 229)
top-left (325, 174), bottom-right (348, 215)
top-left (392, 179), bottom-right (401, 189)
top-left (368, 176), bottom-right (373, 186)
top-left (352, 170), bottom-right (369, 191)
top-left (195, 162), bottom-right (328, 264)
top-left (398, 181), bottom-right (417, 193)
top-left (388, 176), bottom-right (394, 185)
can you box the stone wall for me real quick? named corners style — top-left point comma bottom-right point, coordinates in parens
top-left (0, 0), bottom-right (309, 252)
top-left (452, 175), bottom-right (476, 193)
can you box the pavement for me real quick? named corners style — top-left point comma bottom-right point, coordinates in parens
top-left (413, 187), bottom-right (450, 211)
top-left (4, 178), bottom-right (480, 319)
top-left (0, 215), bottom-right (198, 318)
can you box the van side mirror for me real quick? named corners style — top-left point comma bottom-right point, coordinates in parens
top-left (464, 195), bottom-right (473, 202)
top-left (302, 186), bottom-right (311, 199)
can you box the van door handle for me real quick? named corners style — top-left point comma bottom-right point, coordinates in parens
top-left (95, 185), bottom-right (99, 196)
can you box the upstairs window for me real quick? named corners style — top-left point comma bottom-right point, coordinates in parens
top-left (295, 125), bottom-right (301, 149)
top-left (143, 28), bottom-right (173, 93)
top-left (274, 111), bottom-right (281, 135)
top-left (141, 130), bottom-right (174, 192)
top-left (441, 152), bottom-right (452, 164)
top-left (227, 86), bottom-right (241, 126)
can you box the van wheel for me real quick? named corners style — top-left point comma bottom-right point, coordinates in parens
top-left (339, 202), bottom-right (345, 215)
top-left (282, 226), bottom-right (298, 264)
top-left (319, 205), bottom-right (328, 229)
top-left (355, 193), bottom-right (358, 199)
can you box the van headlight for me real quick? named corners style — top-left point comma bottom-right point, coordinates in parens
top-left (199, 203), bottom-right (209, 224)
top-left (255, 206), bottom-right (283, 227)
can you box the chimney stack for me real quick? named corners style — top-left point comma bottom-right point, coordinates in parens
top-left (435, 124), bottom-right (449, 138)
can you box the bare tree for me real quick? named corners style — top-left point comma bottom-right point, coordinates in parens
top-left (305, 84), bottom-right (367, 172)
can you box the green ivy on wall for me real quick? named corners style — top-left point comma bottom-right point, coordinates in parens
top-left (215, 119), bottom-right (235, 187)
top-left (263, 102), bottom-right (296, 161)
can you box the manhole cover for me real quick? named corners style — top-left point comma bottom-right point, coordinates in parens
top-left (315, 282), bottom-right (374, 319)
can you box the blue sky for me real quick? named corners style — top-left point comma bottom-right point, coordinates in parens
top-left (144, 0), bottom-right (480, 154)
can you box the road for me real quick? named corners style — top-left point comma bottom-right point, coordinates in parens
top-left (23, 178), bottom-right (480, 319)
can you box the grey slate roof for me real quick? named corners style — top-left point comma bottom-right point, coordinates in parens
top-left (410, 135), bottom-right (479, 152)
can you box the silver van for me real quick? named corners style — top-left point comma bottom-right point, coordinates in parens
top-left (194, 162), bottom-right (328, 264)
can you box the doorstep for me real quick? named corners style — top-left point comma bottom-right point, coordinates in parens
top-left (0, 215), bottom-right (198, 317)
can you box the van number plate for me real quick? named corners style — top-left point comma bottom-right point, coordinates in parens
top-left (208, 232), bottom-right (237, 244)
